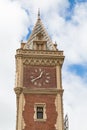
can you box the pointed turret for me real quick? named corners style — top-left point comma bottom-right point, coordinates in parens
top-left (24, 12), bottom-right (56, 50)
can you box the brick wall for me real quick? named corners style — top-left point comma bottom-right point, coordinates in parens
top-left (23, 94), bottom-right (57, 130)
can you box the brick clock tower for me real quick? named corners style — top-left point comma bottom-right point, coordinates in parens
top-left (14, 12), bottom-right (65, 130)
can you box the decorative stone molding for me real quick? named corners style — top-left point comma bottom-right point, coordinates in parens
top-left (16, 49), bottom-right (64, 56)
top-left (22, 58), bottom-right (64, 66)
top-left (22, 116), bottom-right (26, 130)
top-left (15, 49), bottom-right (64, 67)
top-left (23, 88), bottom-right (63, 95)
top-left (14, 87), bottom-right (23, 97)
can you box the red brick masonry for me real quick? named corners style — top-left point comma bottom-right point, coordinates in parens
top-left (23, 94), bottom-right (57, 130)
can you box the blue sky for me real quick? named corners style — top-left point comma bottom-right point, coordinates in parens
top-left (66, 0), bottom-right (87, 78)
top-left (66, 0), bottom-right (87, 19)
top-left (68, 64), bottom-right (87, 76)
top-left (0, 0), bottom-right (87, 130)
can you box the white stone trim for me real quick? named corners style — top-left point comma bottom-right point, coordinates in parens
top-left (34, 103), bottom-right (47, 121)
top-left (23, 88), bottom-right (59, 95)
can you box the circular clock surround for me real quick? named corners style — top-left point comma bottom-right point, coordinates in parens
top-left (23, 66), bottom-right (56, 88)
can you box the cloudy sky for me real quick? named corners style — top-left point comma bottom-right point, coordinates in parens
top-left (0, 0), bottom-right (87, 130)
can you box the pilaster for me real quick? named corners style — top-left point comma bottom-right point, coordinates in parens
top-left (56, 65), bottom-right (62, 89)
top-left (14, 87), bottom-right (23, 130)
top-left (16, 56), bottom-right (23, 88)
top-left (57, 92), bottom-right (64, 130)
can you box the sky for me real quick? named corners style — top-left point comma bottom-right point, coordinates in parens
top-left (0, 0), bottom-right (87, 130)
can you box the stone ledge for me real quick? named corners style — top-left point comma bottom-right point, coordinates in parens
top-left (23, 88), bottom-right (64, 95)
top-left (16, 49), bottom-right (64, 56)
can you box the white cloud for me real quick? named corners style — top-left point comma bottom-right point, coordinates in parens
top-left (0, 0), bottom-right (87, 130)
top-left (17, 0), bottom-right (69, 12)
top-left (63, 69), bottom-right (87, 130)
top-left (14, 0), bottom-right (69, 27)
top-left (0, 0), bottom-right (29, 130)
top-left (51, 3), bottom-right (87, 65)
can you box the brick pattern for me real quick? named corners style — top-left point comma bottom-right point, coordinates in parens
top-left (23, 94), bottom-right (57, 130)
top-left (23, 66), bottom-right (57, 88)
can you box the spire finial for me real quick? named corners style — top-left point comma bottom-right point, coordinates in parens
top-left (38, 8), bottom-right (40, 20)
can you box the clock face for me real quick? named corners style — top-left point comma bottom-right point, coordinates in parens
top-left (23, 66), bottom-right (56, 88)
top-left (30, 68), bottom-right (50, 87)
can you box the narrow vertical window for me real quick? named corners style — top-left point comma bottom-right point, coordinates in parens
top-left (34, 103), bottom-right (47, 121)
top-left (37, 107), bottom-right (43, 119)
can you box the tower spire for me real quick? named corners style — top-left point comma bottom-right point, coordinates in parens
top-left (38, 8), bottom-right (40, 20)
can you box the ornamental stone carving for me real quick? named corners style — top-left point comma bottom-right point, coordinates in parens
top-left (22, 58), bottom-right (63, 66)
top-left (14, 87), bottom-right (23, 96)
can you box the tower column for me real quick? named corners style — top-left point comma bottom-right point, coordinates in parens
top-left (15, 55), bottom-right (24, 130)
top-left (57, 92), bottom-right (64, 130)
top-left (16, 57), bottom-right (23, 88)
top-left (56, 65), bottom-right (62, 89)
top-left (56, 64), bottom-right (64, 130)
top-left (14, 87), bottom-right (23, 130)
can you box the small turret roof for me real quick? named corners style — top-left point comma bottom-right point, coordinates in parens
top-left (24, 12), bottom-right (55, 50)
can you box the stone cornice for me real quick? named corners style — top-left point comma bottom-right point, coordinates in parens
top-left (16, 49), bottom-right (64, 57)
top-left (15, 49), bottom-right (64, 66)
top-left (22, 88), bottom-right (64, 95)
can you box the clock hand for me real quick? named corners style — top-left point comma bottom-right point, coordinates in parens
top-left (39, 71), bottom-right (43, 77)
top-left (31, 71), bottom-right (43, 83)
top-left (31, 72), bottom-right (43, 82)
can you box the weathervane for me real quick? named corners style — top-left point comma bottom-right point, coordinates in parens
top-left (64, 114), bottom-right (69, 130)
